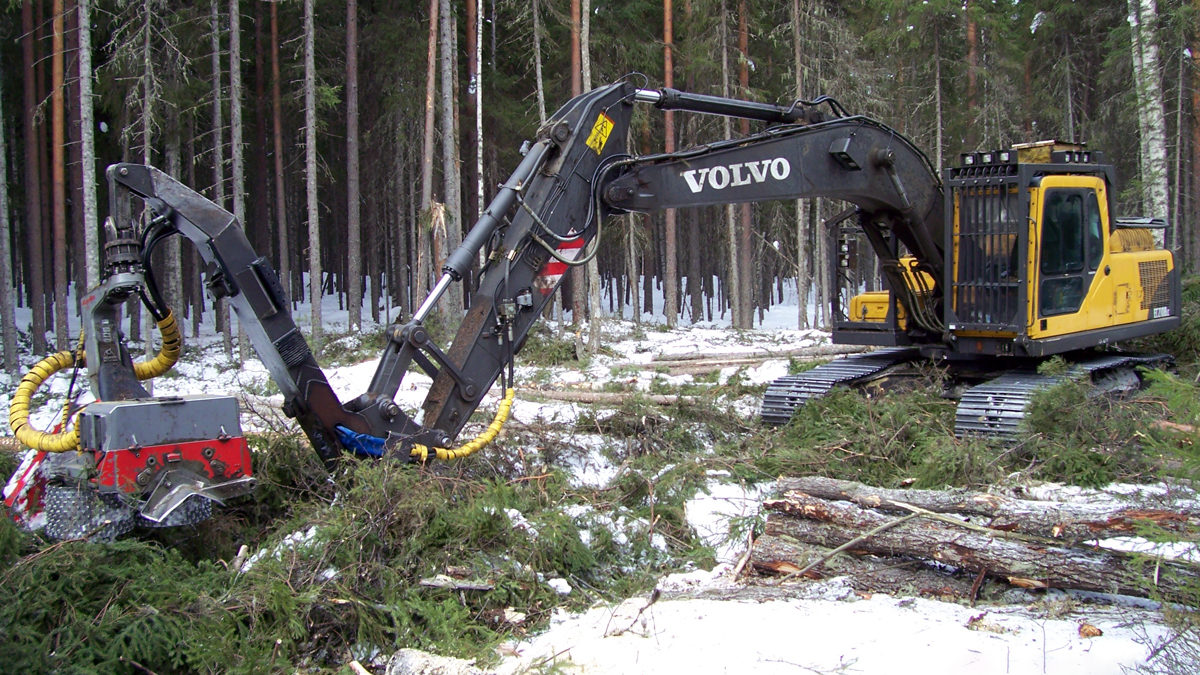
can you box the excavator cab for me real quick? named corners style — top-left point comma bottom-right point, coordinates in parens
top-left (836, 141), bottom-right (1180, 358)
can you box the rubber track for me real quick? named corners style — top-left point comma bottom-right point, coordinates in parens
top-left (954, 353), bottom-right (1171, 437)
top-left (760, 347), bottom-right (921, 425)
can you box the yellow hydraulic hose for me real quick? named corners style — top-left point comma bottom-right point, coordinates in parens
top-left (133, 311), bottom-right (182, 380)
top-left (7, 310), bottom-right (182, 453)
top-left (410, 388), bottom-right (516, 462)
top-left (8, 350), bottom-right (81, 453)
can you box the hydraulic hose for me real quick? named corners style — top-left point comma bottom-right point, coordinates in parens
top-left (7, 310), bottom-right (182, 453)
top-left (410, 388), bottom-right (516, 462)
top-left (8, 350), bottom-right (81, 453)
top-left (132, 310), bottom-right (182, 380)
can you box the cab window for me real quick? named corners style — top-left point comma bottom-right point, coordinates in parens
top-left (1039, 188), bottom-right (1102, 316)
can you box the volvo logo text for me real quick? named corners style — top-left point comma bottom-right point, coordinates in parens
top-left (681, 158), bottom-right (791, 193)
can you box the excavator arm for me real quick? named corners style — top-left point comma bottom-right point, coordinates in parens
top-left (600, 114), bottom-right (946, 335)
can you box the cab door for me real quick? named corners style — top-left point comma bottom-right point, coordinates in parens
top-left (1029, 175), bottom-right (1112, 338)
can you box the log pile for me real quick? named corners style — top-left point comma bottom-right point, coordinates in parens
top-left (752, 477), bottom-right (1200, 602)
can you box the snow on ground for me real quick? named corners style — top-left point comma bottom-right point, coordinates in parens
top-left (3, 287), bottom-right (1188, 673)
top-left (494, 590), bottom-right (1167, 675)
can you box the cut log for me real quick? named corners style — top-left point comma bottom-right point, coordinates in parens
top-left (760, 491), bottom-right (1199, 600)
top-left (649, 344), bottom-right (865, 363)
top-left (751, 533), bottom-right (981, 600)
top-left (524, 389), bottom-right (697, 406)
top-left (776, 476), bottom-right (1200, 541)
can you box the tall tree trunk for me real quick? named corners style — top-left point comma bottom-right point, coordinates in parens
top-left (0, 54), bottom-right (16, 377)
top-left (568, 0), bottom-right (584, 329)
top-left (736, 0), bottom-right (752, 328)
top-left (346, 0), bottom-right (362, 330)
top-left (439, 0), bottom-right (462, 320)
top-left (465, 0), bottom-right (480, 250)
top-left (36, 0), bottom-right (53, 342)
top-left (163, 105), bottom-right (183, 313)
top-left (473, 0), bottom-right (483, 270)
top-left (720, 0), bottom-right (739, 326)
top-left (1128, 0), bottom-right (1171, 221)
top-left (532, 0), bottom-right (546, 124)
top-left (965, 0), bottom-right (978, 149)
top-left (251, 0), bottom-right (272, 265)
top-left (304, 0), bottom-right (321, 344)
top-left (230, 0), bottom-right (247, 360)
top-left (934, 36), bottom-right (944, 170)
top-left (270, 1), bottom-right (290, 306)
top-left (1173, 49), bottom-right (1184, 254)
top-left (418, 0), bottom-right (439, 307)
top-left (1191, 0), bottom-right (1200, 271)
top-left (21, 1), bottom-right (46, 355)
top-left (65, 0), bottom-right (84, 305)
top-left (583, 0), bottom-right (602, 352)
top-left (792, 0), bottom-right (809, 330)
top-left (79, 0), bottom-right (99, 289)
top-left (211, 0), bottom-right (232, 358)
top-left (52, 0), bottom-right (68, 349)
top-left (663, 0), bottom-right (678, 328)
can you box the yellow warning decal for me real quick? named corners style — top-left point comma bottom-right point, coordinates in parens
top-left (585, 112), bottom-right (614, 155)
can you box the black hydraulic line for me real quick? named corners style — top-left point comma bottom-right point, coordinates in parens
top-left (441, 139), bottom-right (553, 281)
top-left (644, 88), bottom-right (813, 124)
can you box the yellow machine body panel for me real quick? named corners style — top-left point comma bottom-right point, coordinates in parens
top-left (847, 256), bottom-right (935, 329)
top-left (1026, 175), bottom-right (1175, 341)
top-left (849, 291), bottom-right (904, 326)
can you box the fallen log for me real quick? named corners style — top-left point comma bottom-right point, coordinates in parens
top-left (524, 389), bottom-right (698, 406)
top-left (751, 533), bottom-right (981, 600)
top-left (776, 476), bottom-right (1200, 541)
top-left (760, 491), bottom-right (1199, 600)
top-left (649, 344), bottom-right (865, 363)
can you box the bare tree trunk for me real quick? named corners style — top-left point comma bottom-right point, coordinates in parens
top-left (473, 0), bottom-right (483, 270)
top-left (1173, 49), bottom-right (1184, 252)
top-left (1192, 1), bottom-right (1200, 270)
top-left (1128, 0), bottom-right (1171, 220)
top-left (229, 0), bottom-right (247, 361)
top-left (965, 0), bottom-right (978, 149)
top-left (0, 55), bottom-right (16, 377)
top-left (346, 0), bottom-right (362, 330)
top-left (270, 1), bottom-right (290, 306)
top-left (532, 0), bottom-right (546, 124)
top-left (52, 0), bottom-right (68, 349)
top-left (304, 0), bottom-right (321, 344)
top-left (792, 0), bottom-right (808, 330)
top-left (79, 0), bottom-right (99, 290)
top-left (933, 37), bottom-right (943, 170)
top-left (582, 0), bottom-right (603, 353)
top-left (438, 0), bottom-right (462, 321)
top-left (208, 0), bottom-right (232, 358)
top-left (663, 0), bottom-right (678, 328)
top-left (21, 1), bottom-right (46, 355)
top-left (567, 0), bottom-right (584, 332)
top-left (418, 0), bottom-right (439, 307)
top-left (163, 105), bottom-right (183, 315)
top-left (736, 0), bottom-right (752, 328)
top-left (720, 0), bottom-right (739, 326)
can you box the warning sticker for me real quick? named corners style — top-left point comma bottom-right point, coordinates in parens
top-left (585, 112), bottom-right (614, 155)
